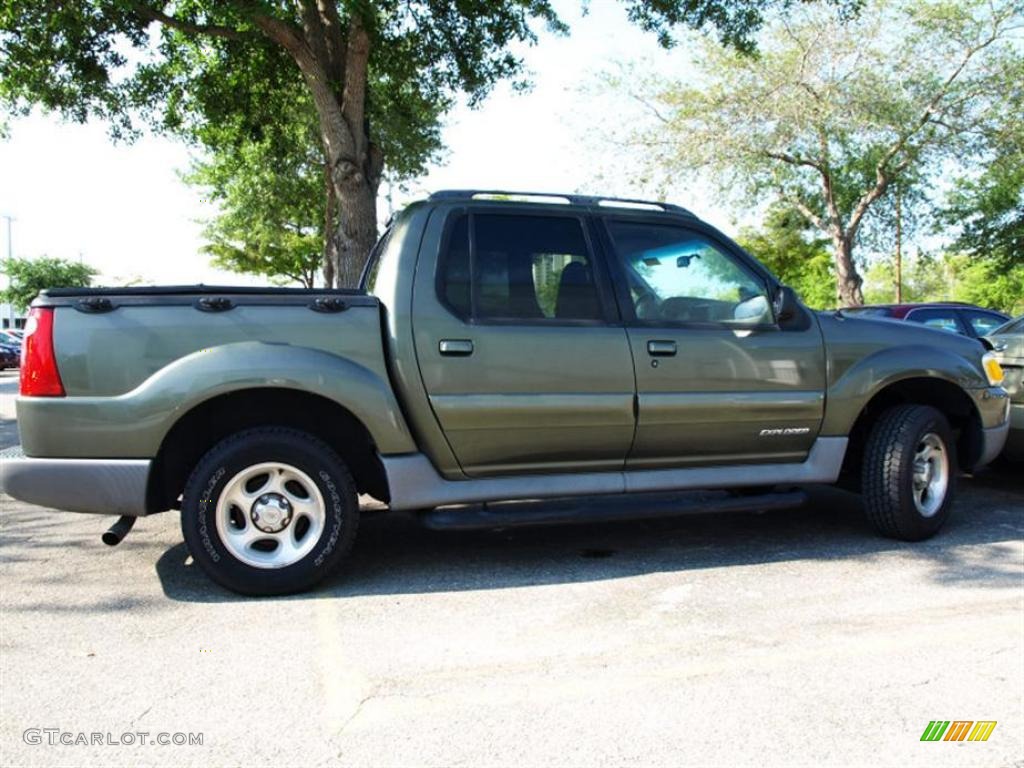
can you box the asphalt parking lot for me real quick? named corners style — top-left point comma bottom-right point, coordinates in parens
top-left (1, 368), bottom-right (1022, 767)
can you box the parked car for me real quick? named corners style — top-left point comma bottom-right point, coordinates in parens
top-left (0, 330), bottom-right (23, 351)
top-left (0, 343), bottom-right (18, 370)
top-left (0, 190), bottom-right (1011, 595)
top-left (840, 302), bottom-right (1010, 339)
top-left (986, 315), bottom-right (1024, 461)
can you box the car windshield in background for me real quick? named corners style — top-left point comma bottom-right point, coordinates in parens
top-left (992, 316), bottom-right (1024, 335)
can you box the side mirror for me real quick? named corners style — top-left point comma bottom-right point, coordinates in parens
top-left (773, 286), bottom-right (800, 324)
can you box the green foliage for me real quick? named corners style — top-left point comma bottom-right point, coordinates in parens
top-left (1, 1), bottom-right (859, 285)
top-left (1, 257), bottom-right (97, 311)
top-left (949, 256), bottom-right (1024, 314)
top-left (737, 206), bottom-right (835, 309)
top-left (599, 0), bottom-right (1023, 303)
top-left (941, 92), bottom-right (1024, 267)
top-left (186, 132), bottom-right (324, 288)
top-left (618, 0), bottom-right (861, 52)
top-left (864, 253), bottom-right (1024, 314)
top-left (0, 1), bottom-right (857, 152)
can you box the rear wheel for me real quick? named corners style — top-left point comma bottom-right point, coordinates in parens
top-left (862, 405), bottom-right (956, 541)
top-left (181, 427), bottom-right (358, 595)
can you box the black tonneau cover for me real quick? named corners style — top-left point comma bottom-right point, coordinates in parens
top-left (41, 285), bottom-right (366, 297)
top-left (34, 285), bottom-right (377, 311)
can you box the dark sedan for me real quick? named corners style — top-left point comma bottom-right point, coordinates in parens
top-left (0, 343), bottom-right (19, 370)
top-left (841, 302), bottom-right (1010, 339)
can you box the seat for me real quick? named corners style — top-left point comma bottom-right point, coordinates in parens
top-left (555, 262), bottom-right (601, 320)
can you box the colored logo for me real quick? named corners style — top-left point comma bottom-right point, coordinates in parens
top-left (920, 721), bottom-right (997, 742)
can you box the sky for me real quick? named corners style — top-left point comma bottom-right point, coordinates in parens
top-left (0, 0), bottom-right (716, 287)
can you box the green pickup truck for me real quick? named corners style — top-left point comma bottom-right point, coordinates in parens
top-left (0, 190), bottom-right (1011, 595)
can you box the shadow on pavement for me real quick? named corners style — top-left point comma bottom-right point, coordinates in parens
top-left (153, 468), bottom-right (1024, 604)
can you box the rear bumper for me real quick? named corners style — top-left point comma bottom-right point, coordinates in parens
top-left (0, 446), bottom-right (151, 516)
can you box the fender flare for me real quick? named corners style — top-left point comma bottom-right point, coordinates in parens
top-left (821, 344), bottom-right (987, 436)
top-left (130, 341), bottom-right (417, 455)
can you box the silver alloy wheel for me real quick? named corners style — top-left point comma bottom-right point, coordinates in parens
top-left (911, 433), bottom-right (949, 518)
top-left (215, 462), bottom-right (326, 569)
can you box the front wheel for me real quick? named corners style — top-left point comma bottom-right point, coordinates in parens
top-left (862, 405), bottom-right (957, 541)
top-left (181, 427), bottom-right (359, 595)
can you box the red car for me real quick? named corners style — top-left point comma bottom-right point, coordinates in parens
top-left (841, 302), bottom-right (1010, 339)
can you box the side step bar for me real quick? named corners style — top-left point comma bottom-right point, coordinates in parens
top-left (382, 438), bottom-right (848, 512)
top-left (418, 489), bottom-right (808, 531)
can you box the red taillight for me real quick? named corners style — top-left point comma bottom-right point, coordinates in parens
top-left (20, 307), bottom-right (65, 397)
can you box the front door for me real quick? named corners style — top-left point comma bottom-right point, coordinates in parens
top-left (601, 217), bottom-right (827, 468)
top-left (412, 207), bottom-right (636, 477)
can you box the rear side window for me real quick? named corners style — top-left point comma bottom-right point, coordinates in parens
top-left (361, 227), bottom-right (395, 294)
top-left (907, 308), bottom-right (963, 334)
top-left (963, 310), bottom-right (1007, 337)
top-left (439, 213), bottom-right (602, 321)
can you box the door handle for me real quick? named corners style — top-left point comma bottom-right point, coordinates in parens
top-left (439, 339), bottom-right (474, 357)
top-left (647, 340), bottom-right (677, 357)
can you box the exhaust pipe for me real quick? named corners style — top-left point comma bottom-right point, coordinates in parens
top-left (101, 516), bottom-right (136, 546)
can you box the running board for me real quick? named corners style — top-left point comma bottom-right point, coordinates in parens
top-left (381, 437), bottom-right (848, 512)
top-left (418, 489), bottom-right (808, 531)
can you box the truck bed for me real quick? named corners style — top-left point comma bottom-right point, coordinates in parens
top-left (16, 284), bottom-right (419, 462)
top-left (36, 285), bottom-right (381, 398)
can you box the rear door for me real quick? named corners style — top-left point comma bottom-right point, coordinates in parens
top-left (600, 216), bottom-right (827, 468)
top-left (412, 206), bottom-right (636, 477)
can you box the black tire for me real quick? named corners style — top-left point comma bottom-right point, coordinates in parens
top-left (181, 427), bottom-right (358, 596)
top-left (862, 405), bottom-right (957, 541)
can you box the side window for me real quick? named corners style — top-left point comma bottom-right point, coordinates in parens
top-left (443, 215), bottom-right (471, 316)
top-left (361, 227), bottom-right (394, 294)
top-left (439, 213), bottom-right (602, 321)
top-left (963, 310), bottom-right (1007, 337)
top-left (907, 309), bottom-right (962, 334)
top-left (605, 221), bottom-right (772, 325)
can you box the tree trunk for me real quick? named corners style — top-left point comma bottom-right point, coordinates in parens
top-left (254, 13), bottom-right (381, 288)
top-left (833, 233), bottom-right (864, 307)
top-left (332, 174), bottom-right (377, 287)
top-left (322, 160), bottom-right (337, 288)
top-left (894, 187), bottom-right (903, 303)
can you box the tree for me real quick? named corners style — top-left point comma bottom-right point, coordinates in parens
top-left (187, 135), bottom-right (324, 288)
top-left (1, 257), bottom-right (98, 311)
top-left (947, 255), bottom-right (1024, 314)
top-left (602, 0), bottom-right (1022, 305)
top-left (736, 205), bottom-right (835, 309)
top-left (941, 78), bottom-right (1024, 267)
top-left (863, 251), bottom-right (1024, 314)
top-left (2, 2), bottom-right (856, 287)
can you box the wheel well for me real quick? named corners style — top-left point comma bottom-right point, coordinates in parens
top-left (146, 388), bottom-right (389, 513)
top-left (840, 377), bottom-right (983, 488)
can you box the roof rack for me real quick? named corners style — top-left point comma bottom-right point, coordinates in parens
top-left (428, 189), bottom-right (693, 215)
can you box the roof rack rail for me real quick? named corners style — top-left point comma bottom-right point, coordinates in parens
top-left (427, 189), bottom-right (693, 215)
